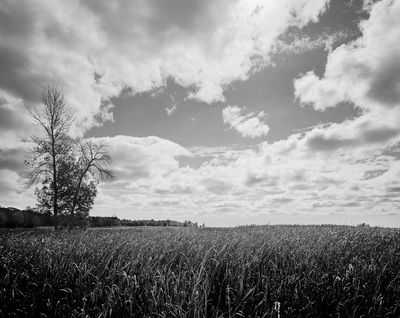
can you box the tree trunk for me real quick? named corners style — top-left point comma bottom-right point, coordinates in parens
top-left (52, 136), bottom-right (59, 231)
top-left (70, 168), bottom-right (87, 217)
top-left (70, 180), bottom-right (81, 217)
top-left (53, 196), bottom-right (59, 230)
top-left (53, 173), bottom-right (59, 230)
top-left (70, 191), bottom-right (77, 217)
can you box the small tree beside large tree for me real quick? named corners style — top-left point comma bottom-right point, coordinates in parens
top-left (24, 85), bottom-right (115, 229)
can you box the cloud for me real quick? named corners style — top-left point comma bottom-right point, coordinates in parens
top-left (0, 169), bottom-right (20, 194)
top-left (0, 148), bottom-right (25, 172)
top-left (92, 128), bottom-right (400, 221)
top-left (0, 90), bottom-right (33, 148)
top-left (166, 104), bottom-right (177, 116)
top-left (289, 114), bottom-right (398, 162)
top-left (294, 0), bottom-right (400, 112)
top-left (223, 105), bottom-right (270, 138)
top-left (0, 169), bottom-right (35, 209)
top-left (0, 0), bottom-right (330, 132)
top-left (292, 0), bottom-right (400, 163)
top-left (202, 178), bottom-right (233, 195)
top-left (94, 135), bottom-right (191, 183)
top-left (277, 29), bottom-right (355, 55)
top-left (149, 124), bottom-right (399, 216)
top-left (294, 71), bottom-right (346, 111)
top-left (3, 0), bottom-right (400, 224)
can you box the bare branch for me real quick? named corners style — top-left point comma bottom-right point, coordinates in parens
top-left (23, 85), bottom-right (115, 227)
top-left (23, 85), bottom-right (76, 230)
top-left (75, 139), bottom-right (116, 182)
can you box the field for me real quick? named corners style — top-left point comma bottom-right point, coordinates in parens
top-left (1, 225), bottom-right (400, 317)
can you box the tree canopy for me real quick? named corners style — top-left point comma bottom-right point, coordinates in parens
top-left (24, 86), bottom-right (114, 229)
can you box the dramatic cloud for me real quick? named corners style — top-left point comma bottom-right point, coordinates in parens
top-left (2, 0), bottom-right (399, 226)
top-left (91, 130), bottom-right (400, 224)
top-left (293, 0), bottom-right (400, 178)
top-left (104, 136), bottom-right (396, 220)
top-left (294, 0), bottom-right (400, 112)
top-left (0, 0), bottom-right (330, 131)
top-left (223, 106), bottom-right (270, 138)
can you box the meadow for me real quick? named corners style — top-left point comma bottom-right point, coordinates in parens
top-left (1, 225), bottom-right (399, 317)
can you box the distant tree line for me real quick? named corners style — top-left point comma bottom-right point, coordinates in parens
top-left (0, 207), bottom-right (52, 228)
top-left (120, 219), bottom-right (199, 227)
top-left (0, 207), bottom-right (199, 228)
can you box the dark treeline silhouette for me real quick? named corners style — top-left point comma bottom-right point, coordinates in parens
top-left (120, 219), bottom-right (198, 227)
top-left (0, 207), bottom-right (53, 228)
top-left (0, 206), bottom-right (199, 228)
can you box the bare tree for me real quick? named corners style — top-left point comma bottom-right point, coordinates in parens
top-left (69, 139), bottom-right (115, 217)
top-left (24, 85), bottom-right (75, 230)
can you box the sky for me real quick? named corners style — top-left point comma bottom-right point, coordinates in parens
top-left (1, 0), bottom-right (400, 227)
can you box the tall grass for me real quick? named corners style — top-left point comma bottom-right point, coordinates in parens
top-left (1, 225), bottom-right (399, 317)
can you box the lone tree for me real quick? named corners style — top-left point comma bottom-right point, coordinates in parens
top-left (24, 85), bottom-right (114, 229)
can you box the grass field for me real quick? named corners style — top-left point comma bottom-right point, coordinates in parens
top-left (1, 225), bottom-right (400, 317)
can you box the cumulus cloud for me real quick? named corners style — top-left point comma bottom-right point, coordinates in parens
top-left (94, 135), bottom-right (191, 182)
top-left (0, 0), bottom-right (330, 132)
top-left (223, 105), bottom-right (270, 138)
top-left (4, 0), bottom-right (400, 224)
top-left (292, 0), bottom-right (400, 177)
top-left (294, 0), bottom-right (400, 113)
top-left (0, 0), bottom-right (331, 216)
top-left (92, 130), bottom-right (400, 222)
top-left (116, 118), bottom-right (399, 219)
top-left (93, 0), bottom-right (400, 222)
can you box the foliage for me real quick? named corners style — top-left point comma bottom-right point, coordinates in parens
top-left (0, 207), bottom-right (52, 228)
top-left (1, 225), bottom-right (399, 317)
top-left (66, 139), bottom-right (114, 218)
top-left (0, 206), bottom-right (198, 229)
top-left (24, 86), bottom-right (114, 229)
top-left (120, 218), bottom-right (198, 227)
top-left (90, 216), bottom-right (122, 227)
top-left (34, 155), bottom-right (98, 226)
